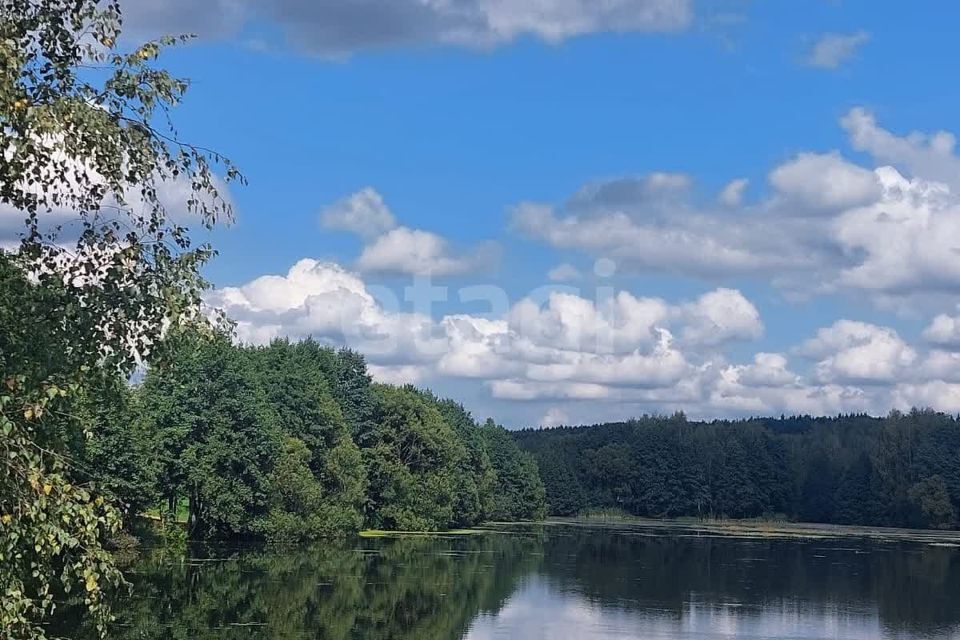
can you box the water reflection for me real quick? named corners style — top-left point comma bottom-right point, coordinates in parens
top-left (526, 524), bottom-right (960, 639)
top-left (86, 534), bottom-right (540, 639)
top-left (61, 523), bottom-right (960, 639)
top-left (467, 580), bottom-right (891, 640)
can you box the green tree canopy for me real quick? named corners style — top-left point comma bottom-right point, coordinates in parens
top-left (0, 0), bottom-right (240, 635)
top-left (363, 385), bottom-right (466, 531)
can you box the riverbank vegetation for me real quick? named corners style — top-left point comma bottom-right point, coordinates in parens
top-left (516, 411), bottom-right (960, 530)
top-left (78, 332), bottom-right (546, 541)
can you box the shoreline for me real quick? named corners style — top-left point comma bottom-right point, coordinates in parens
top-left (536, 515), bottom-right (960, 544)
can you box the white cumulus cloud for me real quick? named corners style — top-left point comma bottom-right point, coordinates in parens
top-left (547, 263), bottom-right (583, 282)
top-left (320, 188), bottom-right (498, 276)
top-left (805, 31), bottom-right (870, 69)
top-left (511, 109), bottom-right (960, 302)
top-left (800, 320), bottom-right (917, 385)
top-left (205, 257), bottom-right (960, 421)
top-left (768, 151), bottom-right (881, 213)
top-left (357, 226), bottom-right (497, 276)
top-left (678, 288), bottom-right (763, 347)
top-left (320, 187), bottom-right (397, 239)
top-left (923, 310), bottom-right (960, 349)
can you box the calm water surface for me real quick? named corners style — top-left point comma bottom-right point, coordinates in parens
top-left (80, 521), bottom-right (960, 639)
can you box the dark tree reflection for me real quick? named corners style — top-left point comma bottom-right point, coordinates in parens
top-left (56, 524), bottom-right (960, 639)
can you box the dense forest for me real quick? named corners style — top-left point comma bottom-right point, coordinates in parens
top-left (516, 411), bottom-right (960, 530)
top-left (72, 332), bottom-right (546, 540)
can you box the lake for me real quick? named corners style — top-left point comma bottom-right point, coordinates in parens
top-left (71, 520), bottom-right (960, 639)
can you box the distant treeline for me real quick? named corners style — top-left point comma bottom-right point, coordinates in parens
top-left (515, 411), bottom-right (960, 530)
top-left (75, 333), bottom-right (545, 540)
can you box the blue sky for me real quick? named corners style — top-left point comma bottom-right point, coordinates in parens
top-left (108, 0), bottom-right (960, 427)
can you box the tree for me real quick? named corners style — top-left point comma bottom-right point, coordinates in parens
top-left (74, 377), bottom-right (158, 520)
top-left (481, 419), bottom-right (546, 521)
top-left (250, 340), bottom-right (347, 473)
top-left (0, 1), bottom-right (240, 635)
top-left (799, 445), bottom-right (838, 524)
top-left (252, 437), bottom-right (352, 541)
top-left (364, 385), bottom-right (465, 530)
top-left (430, 396), bottom-right (496, 526)
top-left (332, 348), bottom-right (377, 444)
top-left (909, 476), bottom-right (956, 530)
top-left (535, 444), bottom-right (586, 516)
top-left (247, 340), bottom-right (366, 536)
top-left (875, 411), bottom-right (919, 525)
top-left (834, 452), bottom-right (883, 526)
top-left (0, 256), bottom-right (126, 637)
top-left (516, 412), bottom-right (960, 529)
top-left (141, 334), bottom-right (278, 539)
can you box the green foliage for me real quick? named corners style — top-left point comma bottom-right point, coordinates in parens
top-left (253, 437), bottom-right (347, 541)
top-left (332, 348), bottom-right (377, 445)
top-left (250, 339), bottom-right (347, 470)
top-left (134, 339), bottom-right (543, 541)
top-left (247, 340), bottom-right (367, 531)
top-left (909, 476), bottom-right (956, 530)
top-left (141, 333), bottom-right (279, 539)
top-left (0, 252), bottom-right (125, 638)
top-left (0, 0), bottom-right (242, 636)
top-left (74, 378), bottom-right (158, 520)
top-left (516, 409), bottom-right (960, 530)
top-left (138, 337), bottom-right (372, 540)
top-left (481, 419), bottom-right (547, 521)
top-left (364, 385), bottom-right (465, 531)
top-left (430, 397), bottom-right (496, 526)
top-left (319, 436), bottom-right (367, 531)
top-left (0, 256), bottom-right (135, 638)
